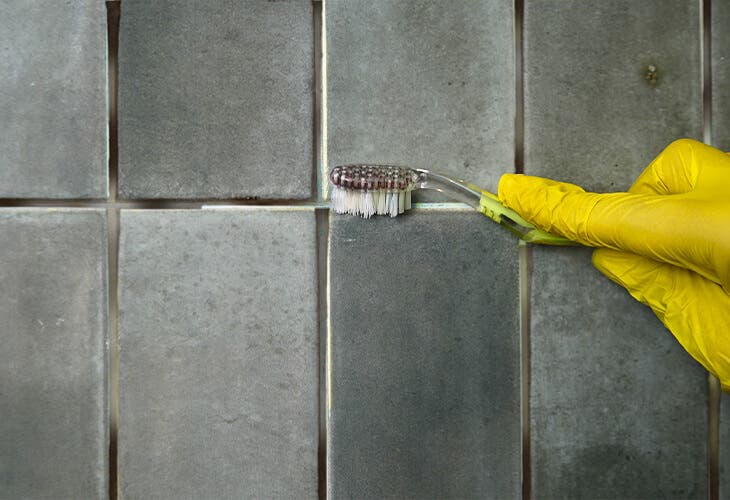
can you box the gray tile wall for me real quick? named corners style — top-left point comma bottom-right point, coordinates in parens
top-left (713, 0), bottom-right (730, 150)
top-left (118, 0), bottom-right (314, 200)
top-left (328, 211), bottom-right (520, 499)
top-left (1, 1), bottom-right (725, 499)
top-left (118, 209), bottom-right (318, 499)
top-left (523, 2), bottom-right (712, 495)
top-left (719, 394), bottom-right (730, 498)
top-left (530, 247), bottom-right (708, 499)
top-left (326, 0), bottom-right (515, 196)
top-left (524, 0), bottom-right (702, 191)
top-left (0, 1), bottom-right (108, 198)
top-left (0, 209), bottom-right (108, 499)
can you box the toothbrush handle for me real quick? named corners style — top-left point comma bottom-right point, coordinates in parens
top-left (477, 191), bottom-right (575, 246)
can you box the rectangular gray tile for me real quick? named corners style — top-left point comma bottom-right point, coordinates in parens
top-left (722, 394), bottom-right (730, 498)
top-left (524, 0), bottom-right (702, 191)
top-left (118, 1), bottom-right (314, 199)
top-left (328, 210), bottom-right (520, 499)
top-left (712, 0), bottom-right (730, 150)
top-left (530, 247), bottom-right (707, 499)
top-left (326, 0), bottom-right (515, 197)
top-left (0, 1), bottom-right (108, 198)
top-left (0, 209), bottom-right (108, 498)
top-left (118, 209), bottom-right (318, 499)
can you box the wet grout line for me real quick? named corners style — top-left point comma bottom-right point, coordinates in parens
top-left (105, 2), bottom-right (120, 499)
top-left (513, 0), bottom-right (532, 498)
top-left (107, 207), bottom-right (121, 500)
top-left (314, 4), bottom-right (328, 499)
top-left (319, 0), bottom-right (329, 202)
top-left (315, 209), bottom-right (330, 500)
top-left (701, 1), bottom-right (719, 498)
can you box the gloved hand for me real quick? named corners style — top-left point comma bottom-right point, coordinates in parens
top-left (498, 139), bottom-right (730, 392)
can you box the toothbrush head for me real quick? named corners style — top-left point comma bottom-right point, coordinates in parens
top-left (329, 164), bottom-right (419, 218)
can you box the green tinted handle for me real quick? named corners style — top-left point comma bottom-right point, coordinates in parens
top-left (477, 191), bottom-right (575, 246)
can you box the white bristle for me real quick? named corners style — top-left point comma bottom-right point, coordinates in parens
top-left (329, 165), bottom-right (419, 218)
top-left (362, 192), bottom-right (375, 218)
top-left (346, 190), bottom-right (357, 215)
top-left (388, 190), bottom-right (399, 217)
top-left (377, 189), bottom-right (386, 215)
top-left (332, 186), bottom-right (346, 214)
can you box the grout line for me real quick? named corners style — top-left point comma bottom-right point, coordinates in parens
top-left (0, 199), bottom-right (327, 209)
top-left (313, 3), bottom-right (327, 499)
top-left (514, 0), bottom-right (531, 498)
top-left (324, 208), bottom-right (333, 497)
top-left (709, 374), bottom-right (720, 500)
top-left (315, 209), bottom-right (329, 500)
top-left (514, 0), bottom-right (525, 175)
top-left (107, 208), bottom-right (121, 500)
top-left (519, 242), bottom-right (532, 500)
top-left (319, 0), bottom-right (329, 201)
top-left (701, 1), bottom-right (719, 499)
top-left (702, 0), bottom-right (713, 146)
top-left (312, 0), bottom-right (324, 202)
top-left (105, 2), bottom-right (121, 499)
top-left (107, 0), bottom-right (120, 204)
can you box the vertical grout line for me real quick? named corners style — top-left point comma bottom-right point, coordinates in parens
top-left (107, 1), bottom-right (120, 204)
top-left (519, 242), bottom-right (532, 500)
top-left (514, 0), bottom-right (525, 175)
top-left (514, 0), bottom-right (530, 498)
top-left (699, 0), bottom-right (721, 500)
top-left (313, 3), bottom-right (328, 499)
top-left (319, 0), bottom-right (329, 201)
top-left (702, 0), bottom-right (713, 147)
top-left (701, 1), bottom-right (719, 499)
top-left (315, 208), bottom-right (330, 500)
top-left (312, 0), bottom-right (323, 202)
top-left (107, 207), bottom-right (121, 500)
top-left (709, 374), bottom-right (721, 500)
top-left (105, 2), bottom-right (121, 499)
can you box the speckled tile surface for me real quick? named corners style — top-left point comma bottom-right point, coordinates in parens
top-left (118, 209), bottom-right (318, 499)
top-left (530, 247), bottom-right (707, 499)
top-left (0, 1), bottom-right (107, 198)
top-left (327, 0), bottom-right (515, 198)
top-left (328, 210), bottom-right (520, 499)
top-left (0, 209), bottom-right (108, 498)
top-left (118, 0), bottom-right (314, 199)
top-left (524, 0), bottom-right (702, 191)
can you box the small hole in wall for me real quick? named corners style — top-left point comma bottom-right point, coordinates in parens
top-left (645, 64), bottom-right (659, 86)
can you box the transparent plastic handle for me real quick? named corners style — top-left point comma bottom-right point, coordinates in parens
top-left (478, 191), bottom-right (575, 246)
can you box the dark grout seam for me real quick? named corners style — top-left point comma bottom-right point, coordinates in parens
top-left (518, 242), bottom-right (532, 500)
top-left (105, 2), bottom-right (121, 500)
top-left (312, 0), bottom-right (324, 203)
top-left (315, 209), bottom-right (329, 500)
top-left (514, 0), bottom-right (531, 498)
top-left (313, 3), bottom-right (328, 499)
top-left (701, 1), bottom-right (719, 499)
top-left (514, 0), bottom-right (525, 176)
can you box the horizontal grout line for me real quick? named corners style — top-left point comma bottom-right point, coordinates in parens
top-left (0, 199), bottom-right (326, 209)
top-left (0, 200), bottom-right (480, 211)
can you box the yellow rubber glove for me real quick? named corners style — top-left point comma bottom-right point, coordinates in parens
top-left (498, 139), bottom-right (730, 392)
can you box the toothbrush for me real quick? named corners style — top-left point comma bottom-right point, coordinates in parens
top-left (329, 164), bottom-right (573, 246)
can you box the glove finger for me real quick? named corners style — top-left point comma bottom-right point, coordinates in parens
top-left (498, 174), bottom-right (730, 293)
top-left (593, 248), bottom-right (730, 392)
top-left (629, 138), bottom-right (730, 196)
